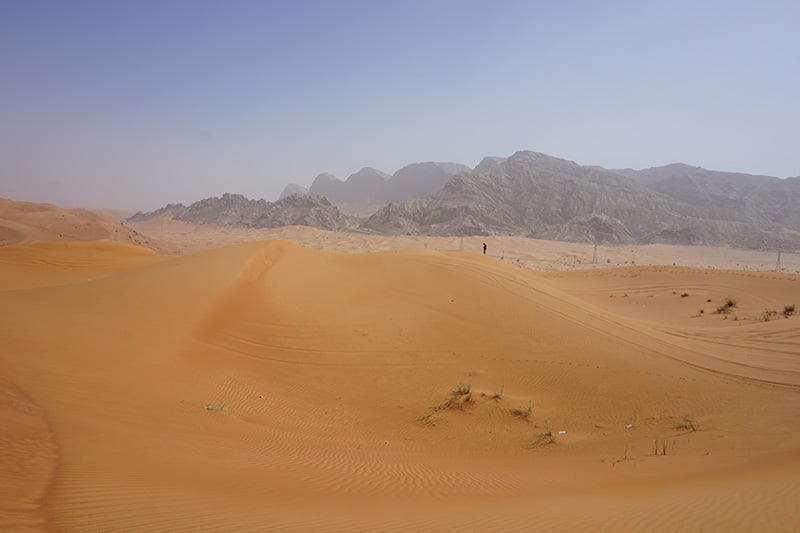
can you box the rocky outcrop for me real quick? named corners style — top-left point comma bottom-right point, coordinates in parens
top-left (127, 203), bottom-right (185, 223)
top-left (251, 194), bottom-right (355, 230)
top-left (127, 193), bottom-right (355, 231)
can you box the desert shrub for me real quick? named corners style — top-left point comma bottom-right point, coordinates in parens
top-left (420, 382), bottom-right (475, 424)
top-left (760, 309), bottom-right (779, 322)
top-left (784, 304), bottom-right (796, 317)
top-left (716, 297), bottom-right (737, 314)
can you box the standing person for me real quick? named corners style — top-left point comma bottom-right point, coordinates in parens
top-left (482, 242), bottom-right (487, 255)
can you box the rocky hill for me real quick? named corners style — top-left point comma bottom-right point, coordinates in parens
top-left (361, 151), bottom-right (800, 250)
top-left (126, 203), bottom-right (185, 223)
top-left (128, 193), bottom-right (355, 231)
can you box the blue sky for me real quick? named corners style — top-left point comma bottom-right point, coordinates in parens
top-left (1, 0), bottom-right (798, 209)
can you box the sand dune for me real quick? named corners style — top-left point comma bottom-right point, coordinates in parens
top-left (0, 198), bottom-right (164, 252)
top-left (1, 239), bottom-right (799, 530)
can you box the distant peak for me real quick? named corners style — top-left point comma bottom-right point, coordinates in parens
top-left (348, 167), bottom-right (390, 181)
top-left (310, 173), bottom-right (341, 188)
top-left (474, 156), bottom-right (506, 174)
top-left (279, 183), bottom-right (309, 200)
top-left (507, 150), bottom-right (576, 165)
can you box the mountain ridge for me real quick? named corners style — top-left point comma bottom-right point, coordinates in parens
top-left (128, 150), bottom-right (800, 250)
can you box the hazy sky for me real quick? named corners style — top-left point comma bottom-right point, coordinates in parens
top-left (1, 0), bottom-right (798, 210)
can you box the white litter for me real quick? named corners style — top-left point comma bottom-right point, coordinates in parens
top-left (625, 424), bottom-right (633, 430)
top-left (558, 430), bottom-right (567, 436)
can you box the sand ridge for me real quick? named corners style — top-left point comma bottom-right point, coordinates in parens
top-left (1, 239), bottom-right (799, 530)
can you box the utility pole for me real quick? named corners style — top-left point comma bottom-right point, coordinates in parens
top-left (592, 243), bottom-right (598, 264)
top-left (775, 249), bottom-right (782, 272)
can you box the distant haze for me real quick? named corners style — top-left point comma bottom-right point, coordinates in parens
top-left (1, 1), bottom-right (798, 210)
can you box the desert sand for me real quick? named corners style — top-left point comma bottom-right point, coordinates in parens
top-left (0, 198), bottom-right (163, 252)
top-left (2, 213), bottom-right (800, 531)
top-left (129, 216), bottom-right (800, 274)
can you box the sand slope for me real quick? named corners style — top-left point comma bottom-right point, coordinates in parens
top-left (1, 241), bottom-right (799, 530)
top-left (0, 198), bottom-right (162, 251)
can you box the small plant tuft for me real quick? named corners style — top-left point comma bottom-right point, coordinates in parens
top-left (511, 400), bottom-right (533, 420)
top-left (674, 414), bottom-right (697, 432)
top-left (760, 309), bottom-right (779, 322)
top-left (680, 292), bottom-right (689, 298)
top-left (420, 381), bottom-right (476, 424)
top-left (784, 304), bottom-right (796, 317)
top-left (716, 297), bottom-right (737, 314)
top-left (533, 421), bottom-right (555, 446)
top-left (205, 403), bottom-right (226, 412)
top-left (490, 384), bottom-right (504, 400)
top-left (453, 382), bottom-right (471, 396)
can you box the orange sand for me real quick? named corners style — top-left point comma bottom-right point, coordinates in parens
top-left (2, 203), bottom-right (800, 530)
top-left (2, 234), bottom-right (800, 530)
top-left (0, 198), bottom-right (164, 252)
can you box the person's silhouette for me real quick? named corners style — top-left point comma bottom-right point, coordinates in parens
top-left (482, 242), bottom-right (487, 255)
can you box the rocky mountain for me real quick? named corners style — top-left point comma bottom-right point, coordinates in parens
top-left (297, 163), bottom-right (469, 215)
top-left (127, 193), bottom-right (355, 231)
top-left (361, 151), bottom-right (800, 250)
top-left (619, 163), bottom-right (800, 231)
top-left (278, 183), bottom-right (309, 200)
top-left (128, 151), bottom-right (800, 251)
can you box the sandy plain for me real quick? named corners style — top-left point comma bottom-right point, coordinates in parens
top-left (1, 203), bottom-right (799, 531)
